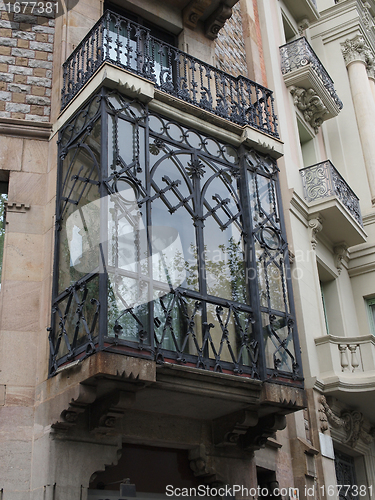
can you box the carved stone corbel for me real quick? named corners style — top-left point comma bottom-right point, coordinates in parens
top-left (298, 18), bottom-right (310, 36)
top-left (290, 86), bottom-right (329, 132)
top-left (183, 0), bottom-right (212, 29)
top-left (213, 409), bottom-right (259, 447)
top-left (89, 390), bottom-right (135, 434)
top-left (52, 384), bottom-right (97, 431)
top-left (319, 396), bottom-right (374, 447)
top-left (242, 413), bottom-right (287, 451)
top-left (333, 244), bottom-right (348, 274)
top-left (205, 2), bottom-right (233, 40)
top-left (308, 217), bottom-right (323, 250)
top-left (189, 444), bottom-right (218, 482)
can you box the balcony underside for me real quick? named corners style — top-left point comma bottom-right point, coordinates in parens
top-left (43, 351), bottom-right (306, 449)
top-left (55, 62), bottom-right (284, 159)
top-left (283, 65), bottom-right (341, 123)
top-left (308, 196), bottom-right (366, 247)
top-left (282, 0), bottom-right (319, 23)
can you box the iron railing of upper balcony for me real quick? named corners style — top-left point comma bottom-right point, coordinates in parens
top-left (61, 10), bottom-right (279, 137)
top-left (300, 161), bottom-right (363, 226)
top-left (279, 37), bottom-right (343, 111)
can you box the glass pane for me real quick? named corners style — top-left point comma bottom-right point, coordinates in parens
top-left (200, 163), bottom-right (245, 302)
top-left (108, 272), bottom-right (150, 343)
top-left (151, 153), bottom-right (198, 292)
top-left (153, 292), bottom-right (203, 356)
top-left (248, 170), bottom-right (278, 226)
top-left (59, 124), bottom-right (101, 292)
top-left (262, 312), bottom-right (295, 373)
top-left (108, 181), bottom-right (148, 273)
top-left (151, 197), bottom-right (198, 292)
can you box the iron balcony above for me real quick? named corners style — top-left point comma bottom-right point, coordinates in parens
top-left (61, 10), bottom-right (279, 138)
top-left (300, 160), bottom-right (366, 247)
top-left (300, 160), bottom-right (362, 226)
top-left (280, 37), bottom-right (343, 121)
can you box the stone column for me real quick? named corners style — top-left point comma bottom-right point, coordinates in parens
top-left (367, 66), bottom-right (375, 105)
top-left (342, 35), bottom-right (375, 205)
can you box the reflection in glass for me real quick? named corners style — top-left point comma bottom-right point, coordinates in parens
top-left (58, 120), bottom-right (101, 292)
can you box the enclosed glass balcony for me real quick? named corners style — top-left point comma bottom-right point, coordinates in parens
top-left (49, 89), bottom-right (302, 385)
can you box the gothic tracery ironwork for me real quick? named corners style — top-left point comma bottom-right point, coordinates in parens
top-left (49, 89), bottom-right (301, 384)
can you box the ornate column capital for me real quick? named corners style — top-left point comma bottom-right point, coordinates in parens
top-left (341, 35), bottom-right (368, 66)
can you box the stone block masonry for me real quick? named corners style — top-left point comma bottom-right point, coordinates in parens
top-left (0, 2), bottom-right (54, 121)
top-left (215, 2), bottom-right (248, 77)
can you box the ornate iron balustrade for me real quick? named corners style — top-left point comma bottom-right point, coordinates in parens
top-left (280, 37), bottom-right (343, 110)
top-left (61, 10), bottom-right (279, 137)
top-left (300, 161), bottom-right (363, 226)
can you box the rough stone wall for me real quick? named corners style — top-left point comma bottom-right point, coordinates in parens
top-left (215, 2), bottom-right (248, 77)
top-left (0, 2), bottom-right (54, 121)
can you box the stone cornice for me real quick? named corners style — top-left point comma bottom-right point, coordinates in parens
top-left (0, 117), bottom-right (52, 141)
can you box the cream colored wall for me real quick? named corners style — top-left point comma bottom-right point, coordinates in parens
top-left (310, 22), bottom-right (373, 211)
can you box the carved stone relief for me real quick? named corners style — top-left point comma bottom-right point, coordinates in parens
top-left (290, 86), bottom-right (329, 132)
top-left (333, 244), bottom-right (349, 274)
top-left (308, 217), bottom-right (323, 250)
top-left (341, 34), bottom-right (375, 80)
top-left (319, 396), bottom-right (374, 447)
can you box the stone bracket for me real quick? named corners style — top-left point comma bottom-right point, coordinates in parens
top-left (205, 2), bottom-right (233, 40)
top-left (183, 0), bottom-right (238, 39)
top-left (213, 409), bottom-right (259, 447)
top-left (242, 413), bottom-right (287, 451)
top-left (183, 0), bottom-right (212, 29)
top-left (52, 384), bottom-right (97, 431)
top-left (189, 444), bottom-right (226, 485)
top-left (89, 390), bottom-right (135, 434)
top-left (290, 86), bottom-right (329, 133)
top-left (213, 409), bottom-right (288, 452)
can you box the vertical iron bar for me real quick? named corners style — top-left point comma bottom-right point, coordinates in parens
top-left (238, 145), bottom-right (266, 380)
top-left (99, 88), bottom-right (109, 350)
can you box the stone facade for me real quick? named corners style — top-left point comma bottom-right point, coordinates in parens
top-left (0, 2), bottom-right (54, 121)
top-left (1, 0), bottom-right (375, 498)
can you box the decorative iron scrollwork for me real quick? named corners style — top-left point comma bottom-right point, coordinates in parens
top-left (61, 10), bottom-right (279, 138)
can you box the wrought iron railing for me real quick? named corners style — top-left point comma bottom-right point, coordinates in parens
top-left (300, 161), bottom-right (363, 226)
top-left (61, 10), bottom-right (279, 137)
top-left (280, 37), bottom-right (343, 110)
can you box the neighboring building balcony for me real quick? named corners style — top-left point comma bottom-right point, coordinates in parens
top-left (281, 0), bottom-right (319, 24)
top-left (314, 335), bottom-right (375, 421)
top-left (61, 10), bottom-right (279, 139)
top-left (300, 161), bottom-right (366, 246)
top-left (280, 38), bottom-right (343, 129)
